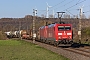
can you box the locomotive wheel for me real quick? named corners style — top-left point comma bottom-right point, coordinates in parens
top-left (54, 41), bottom-right (59, 47)
top-left (41, 39), bottom-right (43, 42)
top-left (45, 40), bottom-right (47, 44)
top-left (42, 39), bottom-right (45, 43)
top-left (49, 41), bottom-right (52, 45)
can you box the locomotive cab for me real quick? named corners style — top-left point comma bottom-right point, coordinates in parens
top-left (57, 24), bottom-right (73, 44)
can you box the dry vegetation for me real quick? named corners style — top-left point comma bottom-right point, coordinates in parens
top-left (0, 15), bottom-right (90, 43)
top-left (0, 31), bottom-right (7, 40)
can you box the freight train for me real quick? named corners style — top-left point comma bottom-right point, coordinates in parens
top-left (38, 23), bottom-right (73, 46)
top-left (5, 23), bottom-right (73, 46)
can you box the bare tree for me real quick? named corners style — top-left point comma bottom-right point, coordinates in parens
top-left (88, 15), bottom-right (90, 19)
top-left (41, 14), bottom-right (46, 18)
top-left (49, 14), bottom-right (53, 18)
top-left (63, 14), bottom-right (70, 18)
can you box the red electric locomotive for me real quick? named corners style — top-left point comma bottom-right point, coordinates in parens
top-left (39, 23), bottom-right (73, 46)
top-left (39, 26), bottom-right (48, 42)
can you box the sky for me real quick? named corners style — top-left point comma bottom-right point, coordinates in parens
top-left (0, 0), bottom-right (90, 18)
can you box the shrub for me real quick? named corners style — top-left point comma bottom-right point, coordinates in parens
top-left (0, 31), bottom-right (7, 40)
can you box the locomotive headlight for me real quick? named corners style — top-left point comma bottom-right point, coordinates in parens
top-left (67, 33), bottom-right (71, 35)
top-left (58, 33), bottom-right (62, 35)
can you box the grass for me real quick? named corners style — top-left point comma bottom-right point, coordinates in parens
top-left (0, 40), bottom-right (69, 60)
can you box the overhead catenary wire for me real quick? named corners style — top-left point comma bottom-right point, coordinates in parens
top-left (51, 0), bottom-right (77, 16)
top-left (83, 5), bottom-right (90, 9)
top-left (51, 0), bottom-right (66, 9)
top-left (83, 10), bottom-right (90, 13)
top-left (57, 0), bottom-right (81, 17)
top-left (38, 0), bottom-right (87, 18)
top-left (62, 0), bottom-right (87, 11)
top-left (60, 0), bottom-right (87, 18)
top-left (66, 4), bottom-right (90, 12)
top-left (39, 0), bottom-right (67, 17)
top-left (54, 0), bottom-right (74, 10)
top-left (64, 0), bottom-right (81, 11)
top-left (39, 0), bottom-right (79, 16)
top-left (49, 0), bottom-right (74, 17)
top-left (66, 10), bottom-right (74, 16)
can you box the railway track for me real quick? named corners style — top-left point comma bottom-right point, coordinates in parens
top-left (63, 47), bottom-right (90, 57)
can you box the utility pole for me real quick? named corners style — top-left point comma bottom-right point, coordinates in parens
top-left (19, 20), bottom-right (22, 40)
top-left (33, 9), bottom-right (37, 43)
top-left (57, 12), bottom-right (65, 24)
top-left (78, 7), bottom-right (83, 43)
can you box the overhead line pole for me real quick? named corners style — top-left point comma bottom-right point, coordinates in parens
top-left (78, 7), bottom-right (83, 43)
top-left (33, 9), bottom-right (37, 43)
top-left (19, 21), bottom-right (22, 40)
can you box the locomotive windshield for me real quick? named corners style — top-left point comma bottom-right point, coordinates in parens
top-left (58, 26), bottom-right (71, 30)
top-left (58, 26), bottom-right (64, 30)
top-left (65, 26), bottom-right (71, 30)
